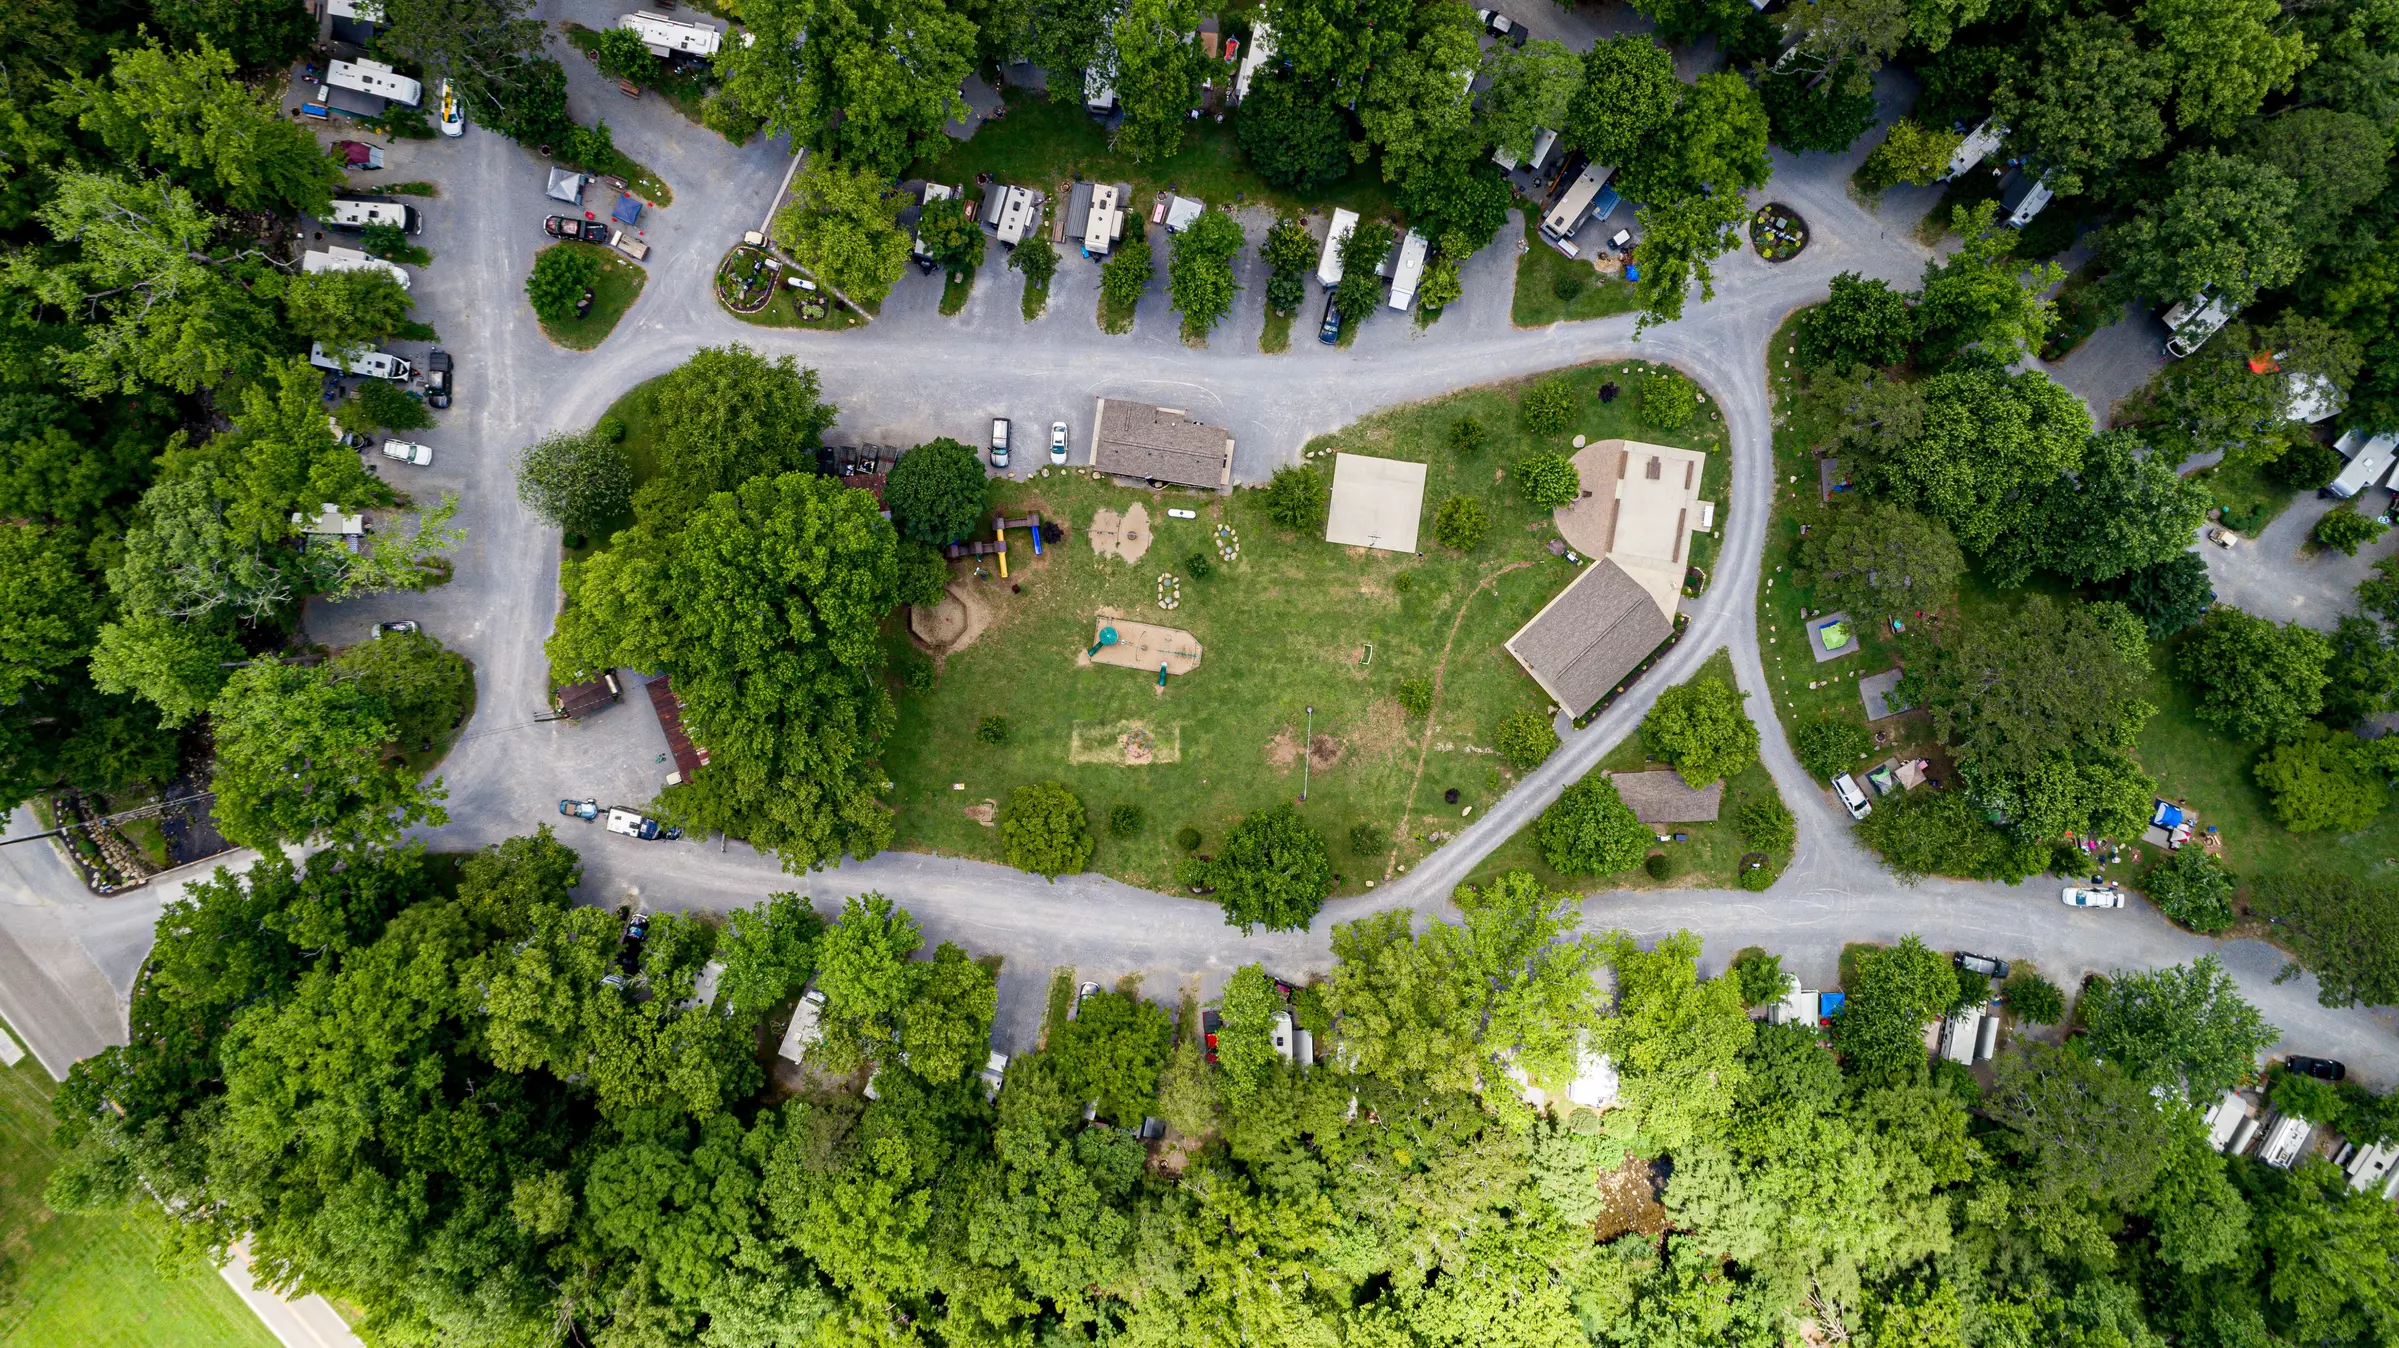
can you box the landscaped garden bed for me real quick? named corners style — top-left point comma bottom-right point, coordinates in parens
top-left (1749, 203), bottom-right (1807, 261)
top-left (716, 244), bottom-right (860, 329)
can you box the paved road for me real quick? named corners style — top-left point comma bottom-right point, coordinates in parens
top-left (2201, 494), bottom-right (2399, 633)
top-left (10, 36), bottom-right (2395, 1088)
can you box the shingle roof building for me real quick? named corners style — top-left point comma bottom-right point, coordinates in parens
top-left (1090, 399), bottom-right (1235, 489)
top-left (1502, 558), bottom-right (1675, 717)
top-left (1607, 770), bottom-right (1723, 824)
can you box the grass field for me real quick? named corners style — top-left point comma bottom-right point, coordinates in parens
top-left (536, 243), bottom-right (647, 351)
top-left (881, 362), bottom-right (1728, 894)
top-left (0, 1052), bottom-right (276, 1348)
top-left (2192, 457), bottom-right (2296, 535)
top-left (1511, 211), bottom-right (1639, 327)
top-left (1261, 307), bottom-right (1293, 352)
top-left (1462, 648), bottom-right (1796, 895)
top-left (909, 89), bottom-right (1402, 223)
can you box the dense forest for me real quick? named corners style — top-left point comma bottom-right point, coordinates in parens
top-left (42, 835), bottom-right (2399, 1347)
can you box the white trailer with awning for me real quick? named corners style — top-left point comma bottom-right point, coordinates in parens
top-left (619, 11), bottom-right (725, 55)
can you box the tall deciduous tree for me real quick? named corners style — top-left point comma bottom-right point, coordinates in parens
top-left (208, 661), bottom-right (447, 848)
top-left (1189, 804), bottom-right (1333, 932)
top-left (2239, 109), bottom-right (2388, 249)
top-left (2106, 149), bottom-right (2302, 311)
top-left (2081, 956), bottom-right (2279, 1099)
top-left (1855, 364), bottom-right (2090, 553)
top-left (1983, 431), bottom-right (2212, 587)
top-left (882, 437), bottom-right (989, 544)
top-left (1835, 935), bottom-right (1956, 1083)
top-left (515, 428), bottom-right (634, 540)
top-left (1800, 501), bottom-right (1964, 625)
top-left (1599, 930), bottom-right (1754, 1151)
top-left (1477, 40), bottom-right (1581, 164)
top-left (1564, 36), bottom-right (1679, 171)
top-left (75, 39), bottom-right (340, 217)
top-left (1168, 209), bottom-right (1246, 341)
top-left (1356, 7), bottom-right (1481, 185)
top-left (1640, 676), bottom-right (1759, 787)
top-left (2180, 607), bottom-right (2333, 743)
top-left (1110, 0), bottom-right (1205, 161)
top-left (637, 344), bottom-right (839, 524)
top-left (1236, 68), bottom-right (1355, 190)
top-left (1536, 774), bottom-right (1649, 875)
top-left (2137, 0), bottom-right (2313, 136)
top-left (772, 161), bottom-right (914, 309)
top-left (1999, 16), bottom-right (2167, 197)
top-left (1915, 201), bottom-right (2064, 362)
top-left (713, 0), bottom-right (974, 174)
top-left (1914, 595), bottom-right (2151, 786)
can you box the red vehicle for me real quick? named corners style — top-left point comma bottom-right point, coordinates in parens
top-left (545, 215), bottom-right (601, 240)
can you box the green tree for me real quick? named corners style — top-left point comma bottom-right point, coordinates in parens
top-left (2004, 971), bottom-right (2066, 1024)
top-left (2138, 0), bottom-right (2312, 136)
top-left (1354, 9), bottom-right (1480, 185)
top-left (900, 941), bottom-right (996, 1082)
top-left (1801, 501), bottom-right (1963, 625)
top-left (1600, 930), bottom-right (1754, 1151)
top-left (1496, 705), bottom-right (1560, 770)
top-left (1797, 272), bottom-right (1919, 371)
top-left (325, 628), bottom-right (472, 753)
top-left (1737, 795), bottom-right (1795, 857)
top-left (1009, 231), bottom-right (1058, 295)
top-left (75, 38), bottom-right (340, 217)
top-left (1536, 774), bottom-right (1650, 875)
top-left (1999, 16), bottom-right (2167, 197)
top-left (2254, 725), bottom-right (2385, 832)
top-left (1730, 950), bottom-right (1789, 1006)
top-left (1982, 1041), bottom-right (2179, 1264)
top-left (713, 0), bottom-right (973, 174)
top-left (716, 892), bottom-right (824, 1017)
top-left (1521, 378), bottom-right (1578, 436)
top-left (1050, 987), bottom-right (1173, 1124)
top-left (1191, 804), bottom-right (1333, 933)
top-left (1795, 716), bottom-right (1874, 780)
top-left (1168, 209), bottom-right (1245, 341)
top-left (1757, 62), bottom-right (1878, 155)
top-left (2241, 109), bottom-right (2389, 249)
top-left (2107, 149), bottom-right (2302, 312)
top-left (281, 267), bottom-right (414, 360)
top-left (1478, 40), bottom-right (1581, 164)
top-left (0, 525), bottom-right (95, 705)
top-left (154, 0), bottom-right (314, 67)
top-left (883, 437), bottom-right (989, 545)
top-left (2315, 507), bottom-right (2387, 556)
top-left (1987, 430), bottom-right (2213, 588)
top-left (1236, 68), bottom-right (1354, 190)
top-left (1099, 240), bottom-right (1154, 316)
top-left (1415, 254), bottom-right (1462, 315)
top-left (208, 662), bottom-right (445, 848)
top-left (515, 428), bottom-right (634, 539)
top-left (592, 26), bottom-right (659, 85)
top-left (1641, 677), bottom-right (1759, 787)
top-left (1432, 495), bottom-right (1488, 551)
top-left (2252, 1157), bottom-right (2399, 1345)
top-left (1333, 218), bottom-right (1393, 324)
top-left (638, 345), bottom-right (838, 525)
top-left (1261, 464), bottom-right (1329, 531)
top-left (1515, 451), bottom-right (1581, 508)
top-left (2181, 607), bottom-right (2333, 743)
top-left (1836, 936), bottom-right (1957, 1084)
top-left (1260, 216), bottom-right (1317, 316)
top-left (2081, 955), bottom-right (2277, 1099)
top-left (772, 160), bottom-right (913, 308)
top-left (1214, 964), bottom-right (1284, 1101)
top-left (2138, 317), bottom-right (2360, 468)
top-left (914, 195), bottom-right (984, 273)
top-left (1915, 595), bottom-right (2151, 787)
top-left (526, 243), bottom-right (601, 323)
top-left (2145, 845), bottom-right (2237, 933)
top-left (2323, 613), bottom-right (2399, 725)
top-left (810, 892), bottom-right (924, 1067)
top-left (1002, 781), bottom-right (1095, 879)
top-left (2249, 868), bottom-right (2399, 1007)
top-left (1639, 370), bottom-right (1701, 431)
top-left (2113, 552), bottom-right (2216, 637)
top-left (88, 612), bottom-right (242, 726)
top-left (550, 470), bottom-right (899, 871)
top-left (1915, 201), bottom-right (2064, 362)
top-left (1628, 190), bottom-right (1752, 329)
top-left (1854, 364), bottom-right (2089, 553)
top-left (1110, 0), bottom-right (1205, 161)
top-left (1857, 118), bottom-right (1962, 192)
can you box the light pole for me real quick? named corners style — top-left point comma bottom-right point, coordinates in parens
top-left (1301, 705), bottom-right (1314, 802)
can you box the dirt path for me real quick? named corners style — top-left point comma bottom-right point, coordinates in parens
top-left (1385, 561), bottom-right (1538, 881)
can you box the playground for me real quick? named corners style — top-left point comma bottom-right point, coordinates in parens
top-left (875, 361), bottom-right (1730, 895)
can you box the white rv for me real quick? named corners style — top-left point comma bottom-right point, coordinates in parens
top-left (1317, 208), bottom-right (1358, 287)
top-left (328, 199), bottom-right (420, 234)
top-left (326, 58), bottom-right (421, 107)
top-left (308, 341), bottom-right (413, 381)
top-left (303, 246), bottom-right (411, 290)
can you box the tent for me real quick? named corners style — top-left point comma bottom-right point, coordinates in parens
top-left (613, 194), bottom-right (644, 226)
top-left (546, 166), bottom-right (587, 204)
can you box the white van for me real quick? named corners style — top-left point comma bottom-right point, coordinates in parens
top-left (308, 341), bottom-right (413, 381)
top-left (328, 198), bottom-right (421, 234)
top-left (1833, 773), bottom-right (1872, 820)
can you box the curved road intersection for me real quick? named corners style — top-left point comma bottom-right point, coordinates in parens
top-left (3, 24), bottom-right (2393, 1084)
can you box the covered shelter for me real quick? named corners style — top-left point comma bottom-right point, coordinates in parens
top-left (1503, 559), bottom-right (1676, 718)
top-left (1323, 453), bottom-right (1426, 552)
top-left (1163, 194), bottom-right (1205, 232)
top-left (1552, 438), bottom-right (1710, 618)
top-left (546, 166), bottom-right (587, 204)
top-left (1089, 399), bottom-right (1235, 489)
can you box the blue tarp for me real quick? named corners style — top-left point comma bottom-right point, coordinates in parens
top-left (613, 194), bottom-right (643, 225)
top-left (2152, 800), bottom-right (2185, 828)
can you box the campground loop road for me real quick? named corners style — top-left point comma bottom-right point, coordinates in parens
top-left (3, 9), bottom-right (2391, 1083)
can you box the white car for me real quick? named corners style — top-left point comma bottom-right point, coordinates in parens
top-left (2062, 886), bottom-right (2125, 908)
top-left (380, 439), bottom-right (433, 466)
top-left (1049, 420), bottom-right (1069, 465)
top-left (1832, 773), bottom-right (1871, 820)
top-left (2207, 526), bottom-right (2238, 549)
top-left (989, 417), bottom-right (1010, 468)
top-left (439, 79), bottom-right (465, 137)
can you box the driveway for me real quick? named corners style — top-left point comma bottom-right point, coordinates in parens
top-left (7, 51), bottom-right (2395, 1092)
top-left (2200, 501), bottom-right (2399, 632)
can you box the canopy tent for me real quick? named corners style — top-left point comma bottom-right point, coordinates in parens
top-left (613, 193), bottom-right (644, 225)
top-left (546, 166), bottom-right (587, 204)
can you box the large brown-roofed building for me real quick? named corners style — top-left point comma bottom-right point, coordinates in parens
top-left (1090, 398), bottom-right (1235, 489)
top-left (1607, 770), bottom-right (1722, 824)
top-left (1503, 558), bottom-right (1675, 718)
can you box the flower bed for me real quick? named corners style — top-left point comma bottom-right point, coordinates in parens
top-left (1750, 204), bottom-right (1808, 262)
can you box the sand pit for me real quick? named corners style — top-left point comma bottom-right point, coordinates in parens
top-left (1080, 616), bottom-right (1202, 675)
top-left (1088, 503), bottom-right (1153, 564)
top-left (909, 581), bottom-right (991, 655)
top-left (1069, 720), bottom-right (1183, 765)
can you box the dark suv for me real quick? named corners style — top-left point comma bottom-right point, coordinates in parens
top-left (425, 349), bottom-right (454, 408)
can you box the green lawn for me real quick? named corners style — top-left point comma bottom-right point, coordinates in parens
top-left (881, 362), bottom-right (1726, 894)
top-left (909, 89), bottom-right (1402, 222)
top-left (940, 262), bottom-right (978, 316)
top-left (1511, 210), bottom-right (1639, 327)
top-left (2192, 457), bottom-right (2296, 535)
top-left (1261, 307), bottom-right (1293, 352)
top-left (0, 1053), bottom-right (276, 1348)
top-left (536, 243), bottom-right (646, 351)
top-left (1463, 648), bottom-right (1796, 894)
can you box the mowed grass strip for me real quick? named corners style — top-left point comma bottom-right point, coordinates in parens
top-left (0, 1055), bottom-right (277, 1348)
top-left (880, 361), bottom-right (1730, 895)
top-left (537, 242), bottom-right (647, 352)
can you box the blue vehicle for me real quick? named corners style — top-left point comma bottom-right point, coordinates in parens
top-left (559, 798), bottom-right (599, 820)
top-left (1318, 295), bottom-right (1342, 344)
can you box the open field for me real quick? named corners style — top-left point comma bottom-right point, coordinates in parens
top-left (0, 1054), bottom-right (276, 1348)
top-left (1463, 648), bottom-right (1795, 895)
top-left (882, 362), bottom-right (1729, 894)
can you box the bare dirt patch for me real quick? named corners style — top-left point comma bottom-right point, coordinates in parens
top-left (1088, 503), bottom-right (1154, 564)
top-left (1348, 697), bottom-right (1410, 763)
top-left (1265, 726), bottom-right (1299, 772)
top-left (1070, 719), bottom-right (1183, 765)
top-left (1307, 733), bottom-right (1345, 771)
top-left (910, 593), bottom-right (968, 646)
top-left (964, 799), bottom-right (998, 826)
top-left (1590, 1155), bottom-right (1669, 1242)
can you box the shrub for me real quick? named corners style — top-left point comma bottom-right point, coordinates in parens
top-left (1189, 804), bottom-right (1333, 933)
top-left (896, 648), bottom-right (936, 691)
top-left (1185, 551), bottom-right (1213, 579)
top-left (1639, 369), bottom-right (1701, 431)
top-left (1858, 787), bottom-right (2051, 884)
top-left (2144, 846), bottom-right (2237, 933)
top-left (1536, 775), bottom-right (1648, 875)
top-left (1100, 243), bottom-right (1153, 313)
top-left (896, 540), bottom-right (951, 608)
top-left (1951, 969), bottom-right (1991, 1014)
top-left (1738, 863), bottom-right (1776, 891)
top-left (1348, 822), bottom-right (1385, 856)
top-left (1002, 781), bottom-right (1094, 879)
top-left (526, 244), bottom-right (602, 324)
top-left (1731, 951), bottom-right (1789, 1006)
top-left (2271, 440), bottom-right (2343, 489)
top-left (1736, 796), bottom-right (1796, 855)
top-left (1108, 802), bottom-right (1145, 838)
top-left (1858, 117), bottom-right (1962, 192)
top-left (2315, 507), bottom-right (2387, 557)
top-left (2003, 972), bottom-right (2066, 1025)
top-left (977, 716), bottom-right (1010, 745)
top-left (1494, 706), bottom-right (1559, 771)
top-left (1392, 571), bottom-right (1415, 592)
top-left (1432, 495), bottom-right (1489, 551)
top-left (1515, 452), bottom-right (1581, 509)
top-left (1793, 717), bottom-right (1873, 781)
top-left (595, 415), bottom-right (627, 443)
top-left (1396, 677), bottom-right (1434, 718)
top-left (1521, 377), bottom-right (1578, 435)
top-left (1643, 851), bottom-right (1676, 880)
top-left (1262, 465), bottom-right (1329, 531)
top-left (1449, 417), bottom-right (1488, 456)
top-left (884, 437), bottom-right (989, 545)
top-left (1639, 676), bottom-right (1759, 787)
top-left (1174, 826), bottom-right (1203, 852)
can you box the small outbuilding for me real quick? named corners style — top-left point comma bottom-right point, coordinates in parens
top-left (546, 166), bottom-right (587, 204)
top-left (1503, 559), bottom-right (1676, 719)
top-left (1606, 770), bottom-right (1722, 824)
top-left (1089, 398), bottom-right (1235, 489)
top-left (1323, 452), bottom-right (1427, 553)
